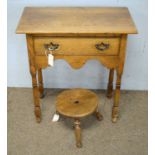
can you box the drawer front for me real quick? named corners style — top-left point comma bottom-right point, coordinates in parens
top-left (34, 37), bottom-right (120, 56)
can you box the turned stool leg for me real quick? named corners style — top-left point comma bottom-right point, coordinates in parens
top-left (38, 68), bottom-right (45, 99)
top-left (74, 119), bottom-right (82, 148)
top-left (107, 69), bottom-right (114, 98)
top-left (94, 109), bottom-right (103, 121)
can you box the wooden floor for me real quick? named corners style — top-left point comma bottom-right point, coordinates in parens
top-left (8, 88), bottom-right (147, 155)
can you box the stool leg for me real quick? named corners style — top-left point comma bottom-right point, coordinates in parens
top-left (74, 119), bottom-right (82, 148)
top-left (94, 109), bottom-right (103, 121)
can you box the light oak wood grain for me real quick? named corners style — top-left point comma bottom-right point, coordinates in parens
top-left (34, 37), bottom-right (120, 56)
top-left (112, 34), bottom-right (127, 123)
top-left (26, 34), bottom-right (41, 123)
top-left (35, 55), bottom-right (120, 69)
top-left (74, 119), bottom-right (82, 148)
top-left (56, 89), bottom-right (98, 118)
top-left (16, 7), bottom-right (137, 35)
top-left (56, 89), bottom-right (103, 148)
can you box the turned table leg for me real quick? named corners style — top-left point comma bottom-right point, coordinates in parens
top-left (107, 69), bottom-right (114, 98)
top-left (112, 34), bottom-right (127, 123)
top-left (112, 70), bottom-right (122, 123)
top-left (30, 66), bottom-right (41, 123)
top-left (74, 119), bottom-right (82, 148)
top-left (38, 68), bottom-right (45, 98)
top-left (26, 34), bottom-right (41, 123)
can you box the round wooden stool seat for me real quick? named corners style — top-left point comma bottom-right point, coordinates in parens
top-left (56, 89), bottom-right (98, 118)
top-left (56, 88), bottom-right (103, 148)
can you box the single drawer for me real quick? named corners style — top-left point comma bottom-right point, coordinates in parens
top-left (34, 37), bottom-right (120, 56)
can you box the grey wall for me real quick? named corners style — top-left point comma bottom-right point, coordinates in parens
top-left (7, 0), bottom-right (148, 90)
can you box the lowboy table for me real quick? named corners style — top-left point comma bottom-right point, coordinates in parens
top-left (16, 7), bottom-right (137, 123)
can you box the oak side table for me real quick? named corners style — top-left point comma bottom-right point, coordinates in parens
top-left (16, 7), bottom-right (137, 123)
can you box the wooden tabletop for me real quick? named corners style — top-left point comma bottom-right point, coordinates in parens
top-left (16, 7), bottom-right (137, 35)
top-left (56, 89), bottom-right (98, 118)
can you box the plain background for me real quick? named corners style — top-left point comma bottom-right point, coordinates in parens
top-left (7, 0), bottom-right (148, 90)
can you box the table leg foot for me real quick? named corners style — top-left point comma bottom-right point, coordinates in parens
top-left (112, 106), bottom-right (119, 123)
top-left (76, 143), bottom-right (82, 148)
top-left (112, 117), bottom-right (118, 123)
top-left (35, 106), bottom-right (41, 123)
top-left (40, 91), bottom-right (45, 99)
top-left (36, 117), bottom-right (41, 123)
top-left (107, 93), bottom-right (113, 99)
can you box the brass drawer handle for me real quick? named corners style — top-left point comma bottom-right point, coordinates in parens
top-left (44, 42), bottom-right (59, 51)
top-left (95, 42), bottom-right (110, 51)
